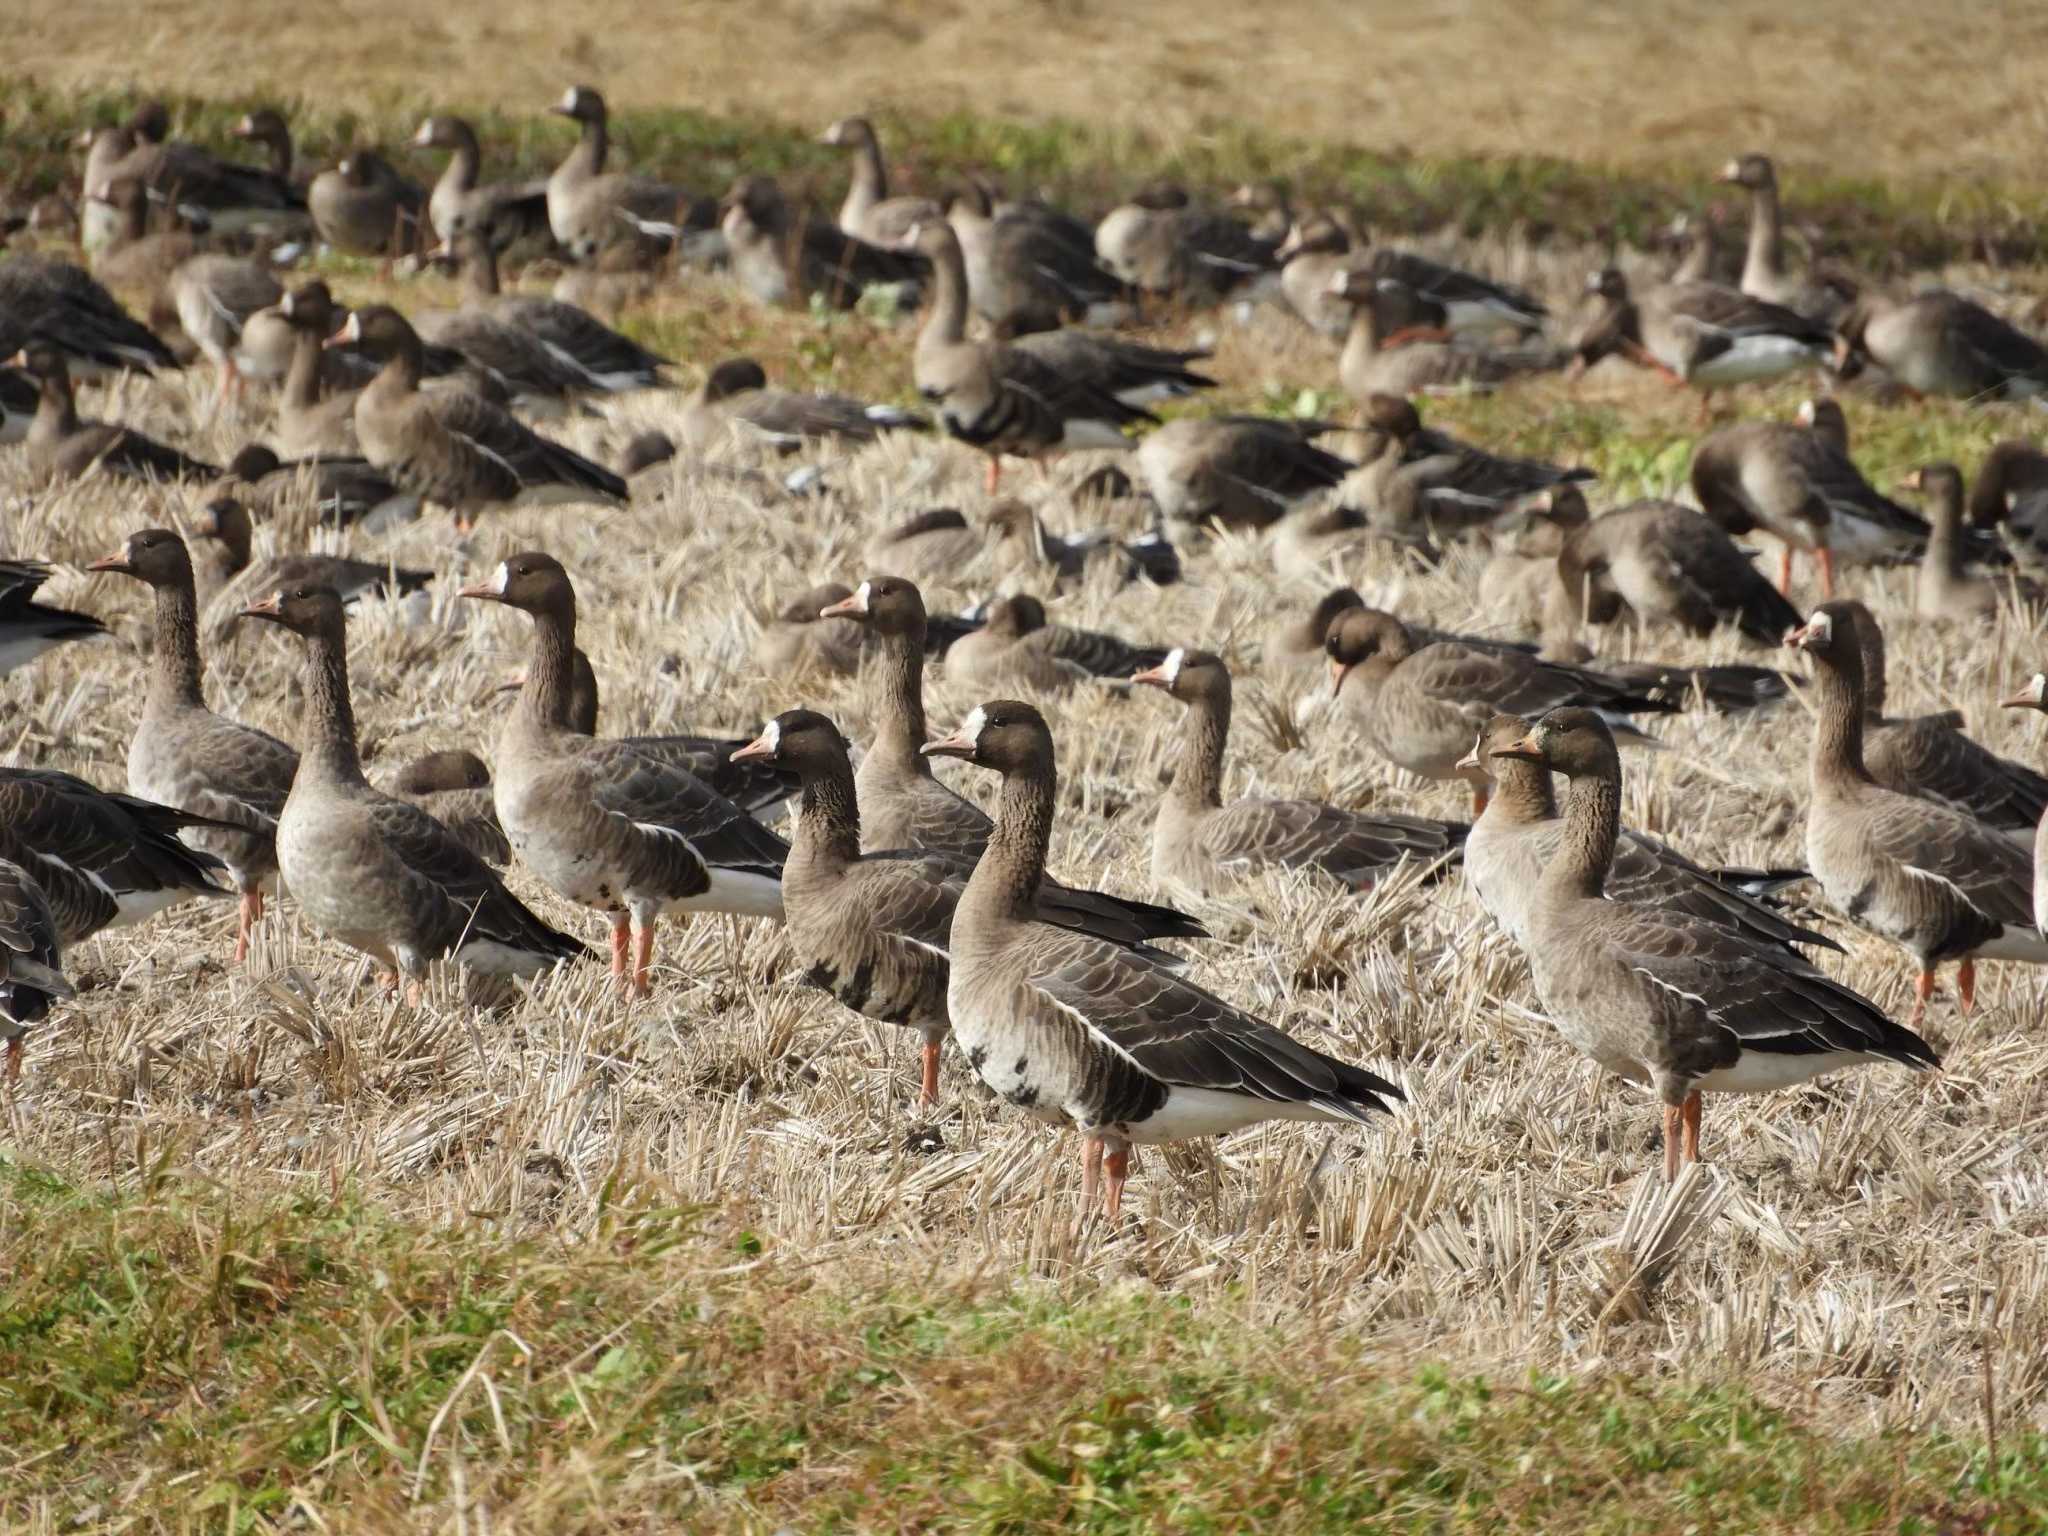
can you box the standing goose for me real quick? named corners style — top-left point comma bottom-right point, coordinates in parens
top-left (1715, 153), bottom-right (1854, 323)
top-left (944, 594), bottom-right (1166, 695)
top-left (460, 553), bottom-right (788, 996)
top-left (331, 306), bottom-right (626, 529)
top-left (243, 583), bottom-right (586, 986)
top-left (1999, 673), bottom-right (2048, 938)
top-left (0, 251), bottom-right (180, 375)
top-left (1136, 415), bottom-right (1353, 532)
top-left (1785, 602), bottom-right (2044, 1020)
top-left (0, 768), bottom-right (231, 945)
top-left (943, 180), bottom-right (1126, 338)
top-left (228, 108), bottom-right (311, 190)
top-left (379, 749), bottom-right (511, 867)
top-left (1836, 291), bottom-right (2048, 402)
top-left (1490, 708), bottom-right (1935, 1181)
top-left (925, 700), bottom-right (1402, 1218)
top-left (89, 529), bottom-right (299, 964)
top-left (818, 117), bottom-right (942, 246)
top-left (679, 357), bottom-right (926, 456)
top-left (546, 86), bottom-right (707, 261)
top-left (13, 344), bottom-right (218, 485)
top-left (308, 149), bottom-right (425, 257)
top-left (413, 116), bottom-right (551, 252)
top-left (721, 175), bottom-right (925, 311)
top-left (0, 859), bottom-right (70, 1082)
top-left (1577, 268), bottom-right (1832, 410)
top-left (0, 560), bottom-right (107, 676)
top-left (1456, 713), bottom-right (1832, 953)
top-left (1133, 648), bottom-right (1466, 899)
top-left (1906, 461), bottom-right (2043, 621)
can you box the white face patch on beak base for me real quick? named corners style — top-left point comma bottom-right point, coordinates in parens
top-left (1796, 399), bottom-right (1816, 425)
top-left (759, 719), bottom-right (782, 752)
top-left (490, 562), bottom-right (511, 596)
top-left (342, 312), bottom-right (363, 342)
top-left (959, 705), bottom-right (988, 744)
top-left (853, 581), bottom-right (872, 613)
top-left (559, 87), bottom-right (580, 112)
top-left (1161, 647), bottom-right (1185, 686)
top-left (1804, 610), bottom-right (1832, 643)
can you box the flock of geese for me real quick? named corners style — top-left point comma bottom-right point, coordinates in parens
top-left (7, 93), bottom-right (2048, 1218)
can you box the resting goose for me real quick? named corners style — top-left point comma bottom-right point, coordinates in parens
top-left (818, 117), bottom-right (941, 246)
top-left (1134, 648), bottom-right (1465, 899)
top-left (331, 306), bottom-right (626, 529)
top-left (753, 580), bottom-right (870, 680)
top-left (84, 175), bottom-right (203, 302)
top-left (2000, 673), bottom-right (2048, 937)
top-left (1836, 291), bottom-right (2048, 402)
top-left (461, 553), bottom-right (788, 996)
top-left (861, 509), bottom-right (984, 590)
top-left (13, 344), bottom-right (217, 485)
top-left (89, 529), bottom-right (298, 964)
top-left (546, 86), bottom-right (708, 261)
top-left (732, 709), bottom-right (1201, 1106)
top-left (1137, 415), bottom-right (1353, 532)
top-left (1491, 708), bottom-right (1934, 1181)
top-left (1273, 213), bottom-right (1364, 338)
top-left (1690, 409), bottom-right (1927, 596)
top-left (1786, 601), bottom-right (2043, 1021)
top-left (1577, 268), bottom-right (1831, 409)
top-left (440, 227), bottom-right (671, 393)
top-left (243, 583), bottom-right (585, 986)
top-left (167, 252), bottom-right (284, 401)
top-left (943, 594), bottom-right (1164, 697)
top-left (1456, 712), bottom-right (1832, 953)
top-left (379, 749), bottom-right (510, 866)
top-left (413, 116), bottom-right (551, 252)
top-left (944, 180), bottom-right (1125, 337)
top-left (1357, 242), bottom-right (1548, 340)
top-left (188, 497), bottom-right (432, 645)
top-left (1907, 462), bottom-right (2043, 621)
top-left (1329, 272), bottom-right (1557, 399)
top-left (78, 113), bottom-right (302, 238)
top-left (1970, 441), bottom-right (2048, 574)
top-left (413, 264), bottom-right (602, 415)
top-left (1092, 198), bottom-right (1279, 306)
top-left (306, 149), bottom-right (425, 256)
top-left (1360, 394), bottom-right (1593, 539)
top-left (722, 175), bottom-right (925, 311)
top-left (925, 700), bottom-right (1401, 1218)
top-left (273, 280), bottom-right (370, 456)
top-left (679, 358), bottom-right (926, 457)
top-left (983, 499), bottom-right (1180, 590)
top-left (0, 858), bottom-right (70, 1082)
top-left (0, 560), bottom-right (107, 676)
top-left (200, 442), bottom-right (407, 530)
top-left (0, 251), bottom-right (180, 375)
top-left (1715, 154), bottom-right (1854, 323)
top-left (0, 768), bottom-right (231, 944)
top-left (1325, 606), bottom-right (1670, 811)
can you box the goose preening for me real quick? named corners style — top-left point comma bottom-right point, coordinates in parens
top-left (1969, 441), bottom-right (2048, 574)
top-left (1903, 462), bottom-right (2044, 621)
top-left (0, 250), bottom-right (180, 375)
top-left (1456, 713), bottom-right (1832, 953)
top-left (0, 858), bottom-right (70, 1082)
top-left (1715, 153), bottom-right (1855, 323)
top-left (241, 582), bottom-right (586, 988)
top-left (1272, 213), bottom-right (1363, 338)
top-left (1577, 268), bottom-right (1832, 412)
top-left (923, 700), bottom-right (1401, 1217)
top-left (13, 344), bottom-right (218, 484)
top-left (679, 357), bottom-right (926, 456)
top-left (0, 560), bottom-right (107, 676)
top-left (1133, 647), bottom-right (1466, 898)
top-left (1786, 601), bottom-right (2044, 1021)
top-left (1488, 708), bottom-right (1935, 1181)
top-left (1836, 291), bottom-right (2048, 402)
top-left (89, 528), bottom-right (299, 964)
top-left (460, 553), bottom-right (789, 996)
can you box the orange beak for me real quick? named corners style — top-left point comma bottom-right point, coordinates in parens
top-left (241, 593), bottom-right (285, 621)
top-left (1328, 657), bottom-right (1352, 696)
top-left (1130, 663), bottom-right (1173, 689)
top-left (729, 731), bottom-right (777, 765)
top-left (818, 592), bottom-right (868, 620)
top-left (2000, 686), bottom-right (2039, 710)
top-left (1490, 731), bottom-right (1544, 763)
top-left (85, 551), bottom-right (132, 574)
top-left (921, 729), bottom-right (977, 760)
top-left (457, 580), bottom-right (501, 602)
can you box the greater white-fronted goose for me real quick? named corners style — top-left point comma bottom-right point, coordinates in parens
top-left (1137, 415), bottom-right (1353, 532)
top-left (983, 498), bottom-right (1180, 589)
top-left (1358, 394), bottom-right (1593, 539)
top-left (83, 175), bottom-right (202, 303)
top-left (188, 496), bottom-right (433, 645)
top-left (0, 250), bottom-right (180, 375)
top-left (273, 279), bottom-right (367, 456)
top-left (331, 306), bottom-right (626, 529)
top-left (1273, 213), bottom-right (1363, 338)
top-left (441, 227), bottom-right (671, 393)
top-left (1134, 648), bottom-right (1465, 899)
top-left (721, 175), bottom-right (925, 311)
top-left (228, 108), bottom-right (311, 189)
top-left (1906, 462), bottom-right (2043, 621)
top-left (924, 700), bottom-right (1400, 1217)
top-left (202, 441), bottom-right (408, 529)
top-left (167, 252), bottom-right (284, 401)
top-left (1266, 585), bottom-right (1370, 668)
top-left (1456, 712), bottom-right (1832, 953)
top-left (1999, 672), bottom-right (2048, 937)
top-left (943, 180), bottom-right (1125, 337)
top-left (1786, 601), bottom-right (2044, 1020)
top-left (413, 267), bottom-right (602, 416)
top-left (862, 508), bottom-right (984, 590)
top-left (679, 357), bottom-right (925, 457)
top-left (819, 117), bottom-right (941, 246)
top-left (413, 116), bottom-right (552, 252)
top-left (753, 580), bottom-right (869, 680)
top-left (244, 582), bottom-right (586, 986)
top-left (1577, 268), bottom-right (1832, 410)
top-left (0, 560), bottom-right (107, 676)
top-left (13, 344), bottom-right (217, 485)
top-left (943, 594), bottom-right (1165, 697)
top-left (89, 528), bottom-right (298, 963)
top-left (1836, 291), bottom-right (2048, 402)
top-left (0, 768), bottom-right (231, 944)
top-left (1970, 441), bottom-right (2048, 574)
top-left (0, 857), bottom-right (70, 1081)
top-left (379, 749), bottom-right (510, 866)
top-left (1356, 241), bottom-right (1547, 340)
top-left (1491, 707), bottom-right (1933, 1180)
top-left (309, 149), bottom-right (426, 257)
top-left (732, 709), bottom-right (1202, 1106)
top-left (1689, 409), bottom-right (1928, 596)
top-left (1092, 198), bottom-right (1279, 306)
top-left (1330, 272), bottom-right (1559, 399)
top-left (1325, 606), bottom-right (1670, 810)
top-left (461, 553), bottom-right (788, 995)
top-left (79, 112), bottom-right (302, 238)
top-left (1715, 154), bottom-right (1855, 323)
top-left (546, 86), bottom-right (708, 261)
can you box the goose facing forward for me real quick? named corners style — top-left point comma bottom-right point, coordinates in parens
top-left (924, 699), bottom-right (1402, 1218)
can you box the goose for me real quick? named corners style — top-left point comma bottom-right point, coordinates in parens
top-left (721, 175), bottom-right (925, 311)
top-left (1715, 154), bottom-right (1855, 323)
top-left (1999, 672), bottom-right (2048, 937)
top-left (0, 250), bottom-right (180, 375)
top-left (329, 306), bottom-right (626, 529)
top-left (902, 221), bottom-right (1151, 490)
top-left (308, 149), bottom-right (426, 257)
top-left (546, 85), bottom-right (708, 262)
top-left (924, 699), bottom-right (1401, 1218)
top-left (78, 113), bottom-right (302, 238)
top-left (12, 344), bottom-right (217, 485)
top-left (413, 265), bottom-right (604, 416)
top-left (228, 108), bottom-right (312, 190)
top-left (242, 583), bottom-right (586, 987)
top-left (983, 498), bottom-right (1181, 590)
top-left (943, 594), bottom-right (1165, 697)
top-left (1133, 648), bottom-right (1466, 899)
top-left (1576, 268), bottom-right (1832, 411)
top-left (0, 858), bottom-right (70, 1082)
top-left (1836, 291), bottom-right (2048, 402)
top-left (198, 442), bottom-right (408, 530)
top-left (439, 227), bottom-right (671, 393)
top-left (1329, 272), bottom-right (1559, 399)
top-left (1354, 242), bottom-right (1548, 341)
top-left (1785, 601), bottom-right (2044, 1020)
top-left (273, 280), bottom-right (369, 456)
top-left (943, 180), bottom-right (1125, 337)
top-left (678, 358), bottom-right (926, 456)
top-left (1092, 198), bottom-right (1279, 306)
top-left (0, 768), bottom-right (231, 944)
top-left (187, 497), bottom-right (433, 645)
top-left (0, 361), bottom-right (36, 443)
top-left (1137, 415), bottom-right (1353, 532)
top-left (1906, 462), bottom-right (2043, 621)
top-left (1272, 213), bottom-right (1365, 337)
top-left (818, 116), bottom-right (941, 246)
top-left (861, 508), bottom-right (984, 591)
top-left (460, 553), bottom-right (788, 995)
top-left (167, 252), bottom-right (284, 401)
top-left (753, 580), bottom-right (870, 680)
top-left (1358, 394), bottom-right (1593, 539)
top-left (379, 749), bottom-right (510, 867)
top-left (1689, 409), bottom-right (1928, 596)
top-left (1970, 441), bottom-right (2048, 574)
top-left (1489, 708), bottom-right (1935, 1181)
top-left (1456, 712), bottom-right (1832, 953)
top-left (0, 560), bottom-right (107, 676)
top-left (413, 116), bottom-right (551, 252)
top-left (88, 529), bottom-right (300, 963)
top-left (83, 175), bottom-right (203, 302)
top-left (1324, 606), bottom-right (1671, 811)
top-left (731, 709), bottom-right (1202, 1106)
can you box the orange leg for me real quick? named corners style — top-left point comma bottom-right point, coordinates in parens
top-left (1816, 546), bottom-right (1837, 601)
top-left (631, 921), bottom-right (655, 998)
top-left (1777, 545), bottom-right (1795, 596)
top-left (1661, 1102), bottom-right (1683, 1183)
top-left (919, 1038), bottom-right (942, 1106)
top-left (607, 917), bottom-right (630, 986)
top-left (1080, 1133), bottom-right (1104, 1216)
top-left (1102, 1142), bottom-right (1131, 1218)
top-left (1680, 1090), bottom-right (1703, 1166)
top-left (984, 457), bottom-right (1003, 495)
top-left (232, 887), bottom-right (264, 965)
top-left (1958, 958), bottom-right (1978, 1016)
top-left (1910, 967), bottom-right (1936, 1026)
